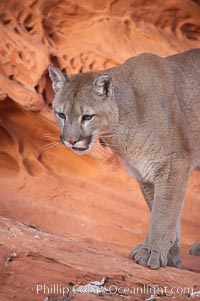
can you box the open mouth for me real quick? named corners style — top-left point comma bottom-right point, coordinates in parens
top-left (71, 136), bottom-right (92, 154)
top-left (72, 146), bottom-right (89, 153)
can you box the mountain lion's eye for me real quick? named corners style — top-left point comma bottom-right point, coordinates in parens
top-left (57, 112), bottom-right (66, 119)
top-left (82, 114), bottom-right (94, 122)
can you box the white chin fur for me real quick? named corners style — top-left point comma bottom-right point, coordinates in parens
top-left (72, 148), bottom-right (89, 155)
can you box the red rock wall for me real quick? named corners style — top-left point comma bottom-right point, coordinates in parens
top-left (1, 0), bottom-right (200, 249)
top-left (0, 2), bottom-right (200, 299)
top-left (1, 0), bottom-right (200, 110)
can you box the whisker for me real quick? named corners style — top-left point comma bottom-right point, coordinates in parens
top-left (93, 144), bottom-right (121, 155)
top-left (42, 137), bottom-right (60, 141)
top-left (93, 131), bottom-right (118, 137)
top-left (41, 145), bottom-right (60, 151)
top-left (93, 141), bottom-right (121, 151)
top-left (41, 142), bottom-right (61, 151)
top-left (42, 133), bottom-right (58, 137)
top-left (41, 135), bottom-right (60, 139)
top-left (98, 142), bottom-right (121, 149)
top-left (98, 135), bottom-right (120, 138)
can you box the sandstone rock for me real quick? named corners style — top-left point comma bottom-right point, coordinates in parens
top-left (0, 1), bottom-right (200, 300)
top-left (0, 216), bottom-right (199, 301)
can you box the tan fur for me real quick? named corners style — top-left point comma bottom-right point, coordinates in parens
top-left (49, 49), bottom-right (200, 269)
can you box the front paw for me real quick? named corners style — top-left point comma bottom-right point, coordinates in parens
top-left (130, 243), bottom-right (167, 269)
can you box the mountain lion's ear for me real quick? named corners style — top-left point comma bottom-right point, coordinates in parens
top-left (48, 66), bottom-right (67, 93)
top-left (93, 74), bottom-right (113, 97)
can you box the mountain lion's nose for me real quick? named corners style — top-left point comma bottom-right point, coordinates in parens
top-left (68, 139), bottom-right (78, 145)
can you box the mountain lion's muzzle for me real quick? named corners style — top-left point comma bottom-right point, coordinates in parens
top-left (61, 135), bottom-right (93, 155)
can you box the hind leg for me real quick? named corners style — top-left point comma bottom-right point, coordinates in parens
top-left (189, 242), bottom-right (200, 256)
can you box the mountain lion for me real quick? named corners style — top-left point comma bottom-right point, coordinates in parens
top-left (49, 49), bottom-right (200, 269)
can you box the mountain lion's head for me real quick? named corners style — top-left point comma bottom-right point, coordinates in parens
top-left (48, 66), bottom-right (118, 155)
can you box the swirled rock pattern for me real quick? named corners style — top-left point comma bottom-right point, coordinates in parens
top-left (0, 1), bottom-right (200, 300)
